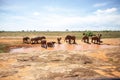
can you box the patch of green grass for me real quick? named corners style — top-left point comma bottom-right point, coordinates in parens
top-left (0, 44), bottom-right (9, 53)
top-left (108, 58), bottom-right (113, 62)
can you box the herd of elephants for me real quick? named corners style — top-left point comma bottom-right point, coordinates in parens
top-left (23, 33), bottom-right (102, 48)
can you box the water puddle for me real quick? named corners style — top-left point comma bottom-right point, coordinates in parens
top-left (9, 44), bottom-right (118, 53)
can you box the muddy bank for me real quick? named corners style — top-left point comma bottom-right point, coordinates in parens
top-left (0, 47), bottom-right (120, 80)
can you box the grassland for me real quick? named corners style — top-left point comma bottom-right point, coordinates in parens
top-left (0, 31), bottom-right (120, 39)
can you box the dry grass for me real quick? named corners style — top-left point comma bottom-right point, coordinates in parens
top-left (0, 31), bottom-right (120, 39)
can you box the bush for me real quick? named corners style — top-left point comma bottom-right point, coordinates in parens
top-left (84, 31), bottom-right (94, 37)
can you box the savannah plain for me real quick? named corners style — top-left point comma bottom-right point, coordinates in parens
top-left (0, 31), bottom-right (120, 80)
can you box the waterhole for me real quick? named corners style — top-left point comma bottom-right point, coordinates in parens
top-left (9, 44), bottom-right (118, 53)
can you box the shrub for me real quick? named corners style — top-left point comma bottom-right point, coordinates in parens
top-left (84, 31), bottom-right (94, 37)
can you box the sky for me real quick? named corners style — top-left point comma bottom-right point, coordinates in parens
top-left (0, 0), bottom-right (120, 31)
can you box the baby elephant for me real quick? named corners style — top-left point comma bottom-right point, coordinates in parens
top-left (47, 41), bottom-right (56, 47)
top-left (57, 37), bottom-right (62, 44)
top-left (41, 39), bottom-right (47, 48)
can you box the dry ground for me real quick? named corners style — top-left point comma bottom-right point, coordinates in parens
top-left (0, 38), bottom-right (120, 80)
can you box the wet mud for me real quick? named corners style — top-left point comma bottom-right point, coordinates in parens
top-left (10, 43), bottom-right (118, 53)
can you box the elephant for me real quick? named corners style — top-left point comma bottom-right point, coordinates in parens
top-left (82, 33), bottom-right (89, 43)
top-left (23, 37), bottom-right (30, 44)
top-left (31, 36), bottom-right (46, 44)
top-left (57, 37), bottom-right (62, 44)
top-left (82, 35), bottom-right (89, 43)
top-left (47, 41), bottom-right (56, 47)
top-left (65, 35), bottom-right (76, 44)
top-left (41, 40), bottom-right (56, 48)
top-left (41, 39), bottom-right (47, 48)
top-left (91, 34), bottom-right (102, 45)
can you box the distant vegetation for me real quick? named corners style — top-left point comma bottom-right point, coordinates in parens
top-left (0, 31), bottom-right (120, 39)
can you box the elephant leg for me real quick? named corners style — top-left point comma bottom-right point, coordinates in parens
top-left (26, 40), bottom-right (28, 44)
top-left (91, 39), bottom-right (93, 43)
top-left (73, 39), bottom-right (76, 44)
top-left (25, 40), bottom-right (27, 43)
top-left (36, 40), bottom-right (39, 44)
top-left (58, 41), bottom-right (60, 44)
top-left (85, 39), bottom-right (86, 43)
top-left (52, 44), bottom-right (54, 47)
top-left (58, 41), bottom-right (61, 44)
top-left (95, 40), bottom-right (97, 44)
top-left (41, 44), bottom-right (47, 49)
top-left (97, 39), bottom-right (100, 45)
top-left (34, 40), bottom-right (36, 44)
top-left (87, 38), bottom-right (89, 43)
top-left (44, 44), bottom-right (47, 48)
top-left (69, 39), bottom-right (72, 44)
top-left (31, 40), bottom-right (33, 44)
top-left (94, 40), bottom-right (95, 44)
top-left (68, 39), bottom-right (70, 44)
top-left (36, 40), bottom-right (38, 44)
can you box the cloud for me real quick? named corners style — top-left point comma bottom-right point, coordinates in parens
top-left (94, 8), bottom-right (117, 15)
top-left (2, 13), bottom-right (120, 31)
top-left (1, 13), bottom-right (120, 31)
top-left (33, 12), bottom-right (40, 16)
top-left (93, 3), bottom-right (107, 7)
top-left (1, 7), bottom-right (120, 31)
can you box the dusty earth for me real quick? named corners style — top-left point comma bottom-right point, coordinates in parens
top-left (0, 38), bottom-right (120, 80)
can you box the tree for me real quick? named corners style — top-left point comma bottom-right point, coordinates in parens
top-left (84, 31), bottom-right (94, 37)
top-left (21, 30), bottom-right (24, 32)
top-left (66, 29), bottom-right (69, 32)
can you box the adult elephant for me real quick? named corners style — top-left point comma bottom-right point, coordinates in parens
top-left (65, 35), bottom-right (76, 44)
top-left (82, 33), bottom-right (89, 43)
top-left (23, 37), bottom-right (30, 44)
top-left (91, 34), bottom-right (102, 45)
top-left (31, 36), bottom-right (46, 44)
top-left (82, 35), bottom-right (89, 43)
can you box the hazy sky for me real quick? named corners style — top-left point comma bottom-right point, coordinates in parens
top-left (0, 0), bottom-right (120, 31)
